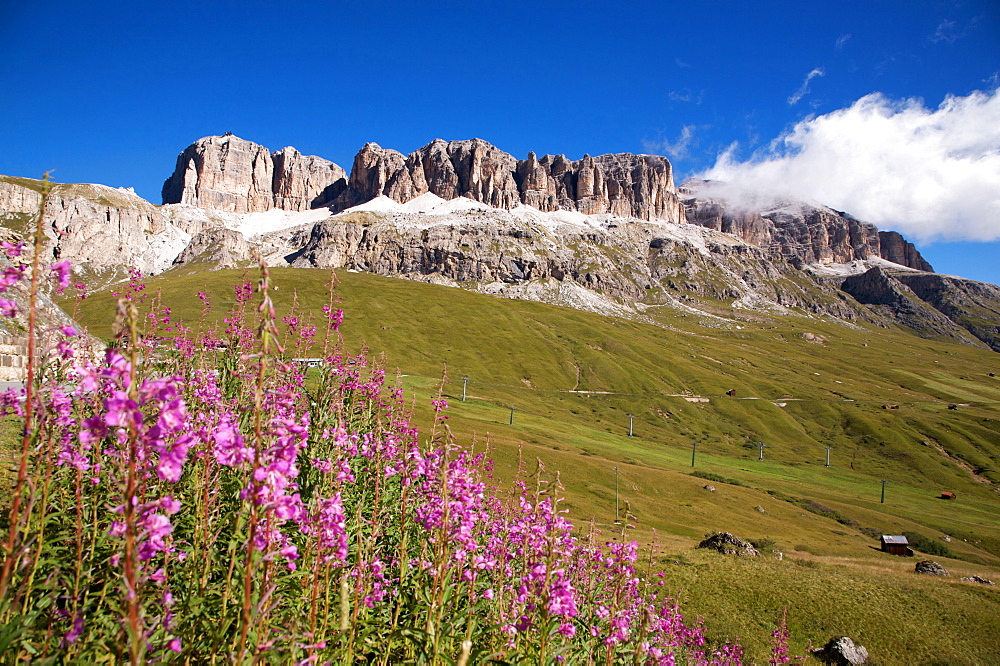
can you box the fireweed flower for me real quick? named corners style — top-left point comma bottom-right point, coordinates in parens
top-left (50, 260), bottom-right (72, 293)
top-left (0, 265), bottom-right (24, 292)
top-left (1, 240), bottom-right (23, 258)
top-left (79, 350), bottom-right (192, 560)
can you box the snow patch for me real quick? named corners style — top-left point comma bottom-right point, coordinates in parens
top-left (400, 192), bottom-right (448, 214)
top-left (346, 195), bottom-right (401, 214)
top-left (807, 256), bottom-right (918, 277)
top-left (233, 207), bottom-right (332, 239)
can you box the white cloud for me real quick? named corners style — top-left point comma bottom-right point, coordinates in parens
top-left (835, 33), bottom-right (851, 50)
top-left (645, 125), bottom-right (699, 160)
top-left (668, 88), bottom-right (704, 104)
top-left (698, 88), bottom-right (1000, 242)
top-left (788, 67), bottom-right (825, 105)
top-left (930, 19), bottom-right (960, 43)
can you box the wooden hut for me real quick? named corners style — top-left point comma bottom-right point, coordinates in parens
top-left (940, 491), bottom-right (957, 500)
top-left (880, 535), bottom-right (913, 556)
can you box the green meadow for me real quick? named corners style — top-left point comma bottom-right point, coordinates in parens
top-left (62, 267), bottom-right (1000, 662)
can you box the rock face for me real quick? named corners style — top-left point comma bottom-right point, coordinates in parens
top-left (679, 180), bottom-right (932, 271)
top-left (329, 139), bottom-right (683, 222)
top-left (173, 228), bottom-right (254, 269)
top-left (0, 177), bottom-right (190, 278)
top-left (337, 143), bottom-right (408, 209)
top-left (162, 135), bottom-right (347, 213)
top-left (879, 231), bottom-right (933, 272)
top-left (696, 532), bottom-right (759, 556)
top-left (914, 560), bottom-right (949, 575)
top-left (272, 147), bottom-right (347, 211)
top-left (286, 207), bottom-right (871, 321)
top-left (894, 272), bottom-right (1000, 352)
top-left (841, 267), bottom-right (990, 348)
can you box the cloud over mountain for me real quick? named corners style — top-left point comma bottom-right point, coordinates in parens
top-left (700, 88), bottom-right (1000, 243)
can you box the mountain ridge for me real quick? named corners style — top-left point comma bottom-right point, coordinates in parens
top-left (2, 134), bottom-right (998, 352)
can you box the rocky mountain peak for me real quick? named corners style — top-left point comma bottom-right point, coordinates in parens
top-left (162, 135), bottom-right (347, 214)
top-left (679, 178), bottom-right (933, 272)
top-left (271, 146), bottom-right (346, 211)
top-left (321, 139), bottom-right (685, 222)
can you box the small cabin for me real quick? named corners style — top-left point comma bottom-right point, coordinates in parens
top-left (880, 535), bottom-right (914, 557)
top-left (726, 389), bottom-right (736, 397)
top-left (940, 491), bottom-right (957, 500)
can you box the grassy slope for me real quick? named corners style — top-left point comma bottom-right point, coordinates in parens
top-left (65, 267), bottom-right (1000, 662)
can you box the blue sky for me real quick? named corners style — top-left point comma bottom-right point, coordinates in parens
top-left (2, 1), bottom-right (998, 283)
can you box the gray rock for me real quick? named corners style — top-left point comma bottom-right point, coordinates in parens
top-left (696, 532), bottom-right (759, 556)
top-left (173, 228), bottom-right (253, 269)
top-left (812, 636), bottom-right (869, 665)
top-left (0, 177), bottom-right (188, 278)
top-left (841, 267), bottom-right (987, 348)
top-left (914, 560), bottom-right (949, 576)
top-left (894, 272), bottom-right (1000, 352)
top-left (960, 575), bottom-right (995, 585)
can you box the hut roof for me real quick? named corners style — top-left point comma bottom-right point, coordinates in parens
top-left (881, 535), bottom-right (909, 545)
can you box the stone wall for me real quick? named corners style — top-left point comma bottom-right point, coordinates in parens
top-left (0, 330), bottom-right (27, 381)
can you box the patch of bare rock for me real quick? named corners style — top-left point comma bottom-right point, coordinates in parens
top-left (696, 532), bottom-right (759, 556)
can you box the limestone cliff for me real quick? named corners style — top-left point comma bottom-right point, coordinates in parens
top-left (162, 135), bottom-right (347, 214)
top-left (679, 179), bottom-right (932, 271)
top-left (327, 139), bottom-right (684, 223)
top-left (0, 176), bottom-right (190, 279)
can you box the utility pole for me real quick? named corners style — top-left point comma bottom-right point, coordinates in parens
top-left (824, 446), bottom-right (832, 467)
top-left (614, 465), bottom-right (620, 523)
top-left (758, 442), bottom-right (767, 462)
top-left (691, 441), bottom-right (697, 467)
top-left (881, 478), bottom-right (889, 504)
top-left (509, 406), bottom-right (515, 425)
top-left (627, 414), bottom-right (634, 437)
top-left (462, 376), bottom-right (468, 402)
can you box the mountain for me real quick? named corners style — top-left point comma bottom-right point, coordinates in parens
top-left (2, 134), bottom-right (999, 352)
top-left (161, 134), bottom-right (347, 213)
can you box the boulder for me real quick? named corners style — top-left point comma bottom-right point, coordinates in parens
top-left (914, 560), bottom-right (949, 576)
top-left (960, 575), bottom-right (995, 585)
top-left (812, 636), bottom-right (869, 665)
top-left (696, 532), bottom-right (758, 556)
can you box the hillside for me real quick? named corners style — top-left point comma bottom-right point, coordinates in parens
top-left (64, 266), bottom-right (1000, 660)
top-left (4, 133), bottom-right (1000, 660)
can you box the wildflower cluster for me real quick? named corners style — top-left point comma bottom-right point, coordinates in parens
top-left (0, 253), bottom-right (784, 664)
